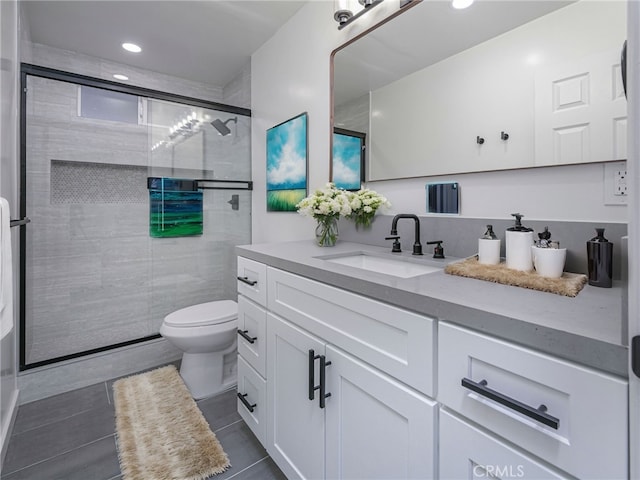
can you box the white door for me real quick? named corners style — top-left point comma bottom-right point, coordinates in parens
top-left (535, 48), bottom-right (627, 165)
top-left (266, 314), bottom-right (325, 480)
top-left (324, 345), bottom-right (437, 480)
top-left (627, 1), bottom-right (640, 478)
top-left (439, 410), bottom-right (570, 480)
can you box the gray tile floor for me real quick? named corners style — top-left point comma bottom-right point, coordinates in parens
top-left (1, 367), bottom-right (286, 480)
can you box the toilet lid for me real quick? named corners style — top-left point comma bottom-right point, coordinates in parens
top-left (164, 300), bottom-right (237, 327)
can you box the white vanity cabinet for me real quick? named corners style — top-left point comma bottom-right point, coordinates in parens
top-left (267, 307), bottom-right (437, 480)
top-left (236, 257), bottom-right (438, 480)
top-left (236, 257), bottom-right (268, 444)
top-left (438, 321), bottom-right (628, 479)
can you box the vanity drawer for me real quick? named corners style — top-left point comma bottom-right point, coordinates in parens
top-left (237, 296), bottom-right (267, 377)
top-left (438, 322), bottom-right (628, 480)
top-left (237, 257), bottom-right (267, 306)
top-left (440, 409), bottom-right (570, 479)
top-left (267, 267), bottom-right (435, 396)
top-left (237, 355), bottom-right (267, 445)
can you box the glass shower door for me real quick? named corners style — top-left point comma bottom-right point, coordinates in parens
top-left (21, 68), bottom-right (251, 369)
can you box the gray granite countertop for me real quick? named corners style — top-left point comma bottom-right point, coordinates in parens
top-left (237, 240), bottom-right (627, 378)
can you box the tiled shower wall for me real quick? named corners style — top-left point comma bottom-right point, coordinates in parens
top-left (18, 43), bottom-right (252, 402)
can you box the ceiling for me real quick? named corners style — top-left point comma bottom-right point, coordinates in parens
top-left (21, 0), bottom-right (307, 88)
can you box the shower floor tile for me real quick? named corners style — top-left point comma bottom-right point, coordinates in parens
top-left (1, 367), bottom-right (285, 480)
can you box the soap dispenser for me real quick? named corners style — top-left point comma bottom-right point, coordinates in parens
top-left (587, 228), bottom-right (613, 288)
top-left (505, 213), bottom-right (534, 271)
top-left (478, 225), bottom-right (500, 265)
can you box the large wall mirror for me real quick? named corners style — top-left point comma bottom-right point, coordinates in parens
top-left (332, 0), bottom-right (627, 181)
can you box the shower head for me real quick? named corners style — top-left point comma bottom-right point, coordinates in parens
top-left (211, 117), bottom-right (237, 136)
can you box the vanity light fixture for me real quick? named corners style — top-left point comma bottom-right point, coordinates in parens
top-left (122, 42), bottom-right (142, 53)
top-left (334, 0), bottom-right (384, 30)
top-left (113, 74), bottom-right (129, 81)
top-left (452, 0), bottom-right (474, 9)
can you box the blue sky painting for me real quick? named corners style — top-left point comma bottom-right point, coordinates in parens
top-left (266, 113), bottom-right (308, 211)
top-left (332, 132), bottom-right (363, 191)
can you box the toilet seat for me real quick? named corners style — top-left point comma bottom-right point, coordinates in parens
top-left (164, 300), bottom-right (237, 328)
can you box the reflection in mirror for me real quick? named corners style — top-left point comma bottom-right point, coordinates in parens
top-left (332, 0), bottom-right (627, 181)
top-left (333, 127), bottom-right (365, 190)
top-left (426, 182), bottom-right (460, 215)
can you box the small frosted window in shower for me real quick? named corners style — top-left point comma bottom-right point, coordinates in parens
top-left (148, 177), bottom-right (203, 238)
top-left (78, 86), bottom-right (142, 124)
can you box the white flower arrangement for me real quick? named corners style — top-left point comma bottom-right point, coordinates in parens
top-left (296, 183), bottom-right (352, 221)
top-left (348, 188), bottom-right (391, 228)
top-left (296, 183), bottom-right (352, 246)
top-left (296, 183), bottom-right (390, 245)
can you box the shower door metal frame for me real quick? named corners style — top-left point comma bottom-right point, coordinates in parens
top-left (19, 63), bottom-right (252, 371)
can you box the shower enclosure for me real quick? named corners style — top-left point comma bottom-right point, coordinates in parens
top-left (19, 65), bottom-right (251, 369)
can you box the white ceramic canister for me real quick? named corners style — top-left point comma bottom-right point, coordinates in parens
top-left (505, 213), bottom-right (534, 271)
top-left (478, 225), bottom-right (500, 265)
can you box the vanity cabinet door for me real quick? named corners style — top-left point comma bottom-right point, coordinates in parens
top-left (237, 355), bottom-right (267, 445)
top-left (440, 409), bottom-right (570, 480)
top-left (237, 296), bottom-right (266, 377)
top-left (267, 313), bottom-right (325, 480)
top-left (325, 345), bottom-right (437, 480)
top-left (438, 321), bottom-right (628, 479)
top-left (237, 256), bottom-right (267, 307)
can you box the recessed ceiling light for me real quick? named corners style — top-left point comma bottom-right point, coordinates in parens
top-left (452, 0), bottom-right (474, 9)
top-left (122, 42), bottom-right (142, 53)
top-left (113, 74), bottom-right (129, 81)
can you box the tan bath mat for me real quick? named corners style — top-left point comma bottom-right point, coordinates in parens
top-left (113, 365), bottom-right (230, 480)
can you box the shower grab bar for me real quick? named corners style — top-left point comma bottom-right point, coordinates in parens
top-left (10, 217), bottom-right (31, 227)
top-left (196, 179), bottom-right (253, 191)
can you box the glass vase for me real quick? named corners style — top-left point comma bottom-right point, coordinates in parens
top-left (315, 217), bottom-right (339, 247)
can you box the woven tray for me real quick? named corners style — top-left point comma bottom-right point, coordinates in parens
top-left (444, 256), bottom-right (588, 297)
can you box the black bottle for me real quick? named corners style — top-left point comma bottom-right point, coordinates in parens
top-left (587, 228), bottom-right (613, 288)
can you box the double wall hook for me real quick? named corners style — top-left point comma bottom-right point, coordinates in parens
top-left (476, 136), bottom-right (485, 145)
top-left (501, 131), bottom-right (510, 141)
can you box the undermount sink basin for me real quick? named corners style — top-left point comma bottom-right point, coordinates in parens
top-left (317, 252), bottom-right (442, 278)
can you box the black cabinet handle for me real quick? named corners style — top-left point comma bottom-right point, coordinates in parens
top-left (237, 329), bottom-right (257, 344)
top-left (319, 355), bottom-right (332, 409)
top-left (237, 276), bottom-right (257, 286)
top-left (461, 378), bottom-right (559, 430)
top-left (237, 392), bottom-right (257, 413)
top-left (309, 349), bottom-right (320, 400)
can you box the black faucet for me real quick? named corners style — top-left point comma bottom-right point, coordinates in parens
top-left (385, 214), bottom-right (423, 255)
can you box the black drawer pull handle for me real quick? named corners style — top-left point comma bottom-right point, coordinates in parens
top-left (461, 378), bottom-right (559, 430)
top-left (237, 392), bottom-right (257, 413)
top-left (319, 355), bottom-right (332, 409)
top-left (237, 276), bottom-right (257, 286)
top-left (237, 329), bottom-right (257, 344)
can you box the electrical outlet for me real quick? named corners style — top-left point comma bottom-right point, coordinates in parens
top-left (604, 161), bottom-right (628, 205)
top-left (615, 169), bottom-right (628, 196)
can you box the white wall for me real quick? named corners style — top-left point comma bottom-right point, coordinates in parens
top-left (251, 1), bottom-right (627, 244)
top-left (251, 0), bottom-right (404, 243)
top-left (0, 0), bottom-right (19, 466)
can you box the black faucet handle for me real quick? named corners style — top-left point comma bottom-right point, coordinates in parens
top-left (385, 235), bottom-right (402, 253)
top-left (426, 240), bottom-right (445, 259)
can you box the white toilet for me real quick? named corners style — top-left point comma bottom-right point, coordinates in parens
top-left (160, 300), bottom-right (238, 399)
